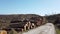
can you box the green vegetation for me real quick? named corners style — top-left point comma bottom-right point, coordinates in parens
top-left (56, 29), bottom-right (60, 34)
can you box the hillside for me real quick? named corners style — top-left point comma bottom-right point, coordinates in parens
top-left (0, 14), bottom-right (60, 32)
top-left (45, 14), bottom-right (60, 29)
top-left (0, 14), bottom-right (43, 31)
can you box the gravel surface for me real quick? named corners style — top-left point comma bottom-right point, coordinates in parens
top-left (22, 23), bottom-right (56, 34)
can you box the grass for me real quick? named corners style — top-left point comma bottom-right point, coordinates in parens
top-left (56, 29), bottom-right (60, 34)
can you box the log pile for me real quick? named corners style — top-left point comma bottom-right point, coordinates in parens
top-left (0, 14), bottom-right (44, 33)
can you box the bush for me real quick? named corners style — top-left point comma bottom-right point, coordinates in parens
top-left (56, 29), bottom-right (60, 34)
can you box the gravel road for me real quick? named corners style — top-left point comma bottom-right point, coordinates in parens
top-left (22, 23), bottom-right (56, 34)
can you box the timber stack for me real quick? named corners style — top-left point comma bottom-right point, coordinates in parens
top-left (0, 14), bottom-right (44, 34)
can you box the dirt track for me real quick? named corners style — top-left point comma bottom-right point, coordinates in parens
top-left (22, 23), bottom-right (56, 34)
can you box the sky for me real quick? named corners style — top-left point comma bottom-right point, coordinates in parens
top-left (0, 0), bottom-right (60, 16)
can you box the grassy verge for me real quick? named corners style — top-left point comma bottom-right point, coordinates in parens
top-left (56, 29), bottom-right (60, 34)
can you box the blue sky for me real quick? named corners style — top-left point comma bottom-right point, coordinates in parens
top-left (0, 0), bottom-right (60, 16)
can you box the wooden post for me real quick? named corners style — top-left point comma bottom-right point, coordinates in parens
top-left (28, 21), bottom-right (31, 30)
top-left (24, 23), bottom-right (28, 31)
top-left (31, 23), bottom-right (36, 29)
